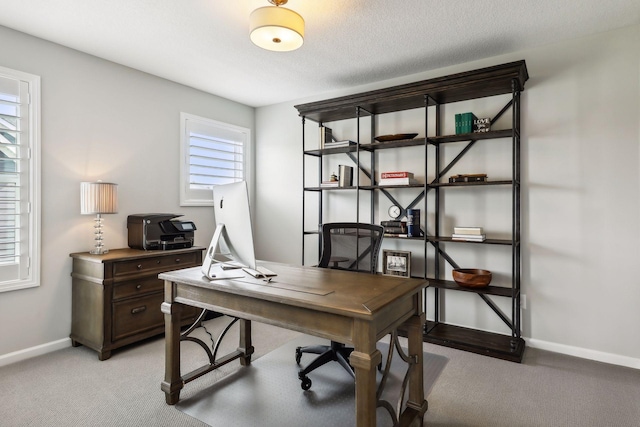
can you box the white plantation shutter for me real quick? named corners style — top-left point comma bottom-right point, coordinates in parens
top-left (0, 66), bottom-right (40, 292)
top-left (180, 113), bottom-right (250, 206)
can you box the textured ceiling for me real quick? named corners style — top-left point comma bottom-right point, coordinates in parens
top-left (1, 0), bottom-right (638, 107)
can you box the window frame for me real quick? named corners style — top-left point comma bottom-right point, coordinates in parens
top-left (0, 65), bottom-right (41, 293)
top-left (179, 113), bottom-right (252, 207)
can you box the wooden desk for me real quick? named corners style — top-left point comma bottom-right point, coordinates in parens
top-left (160, 262), bottom-right (428, 427)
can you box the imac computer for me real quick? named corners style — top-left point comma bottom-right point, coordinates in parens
top-left (201, 181), bottom-right (275, 280)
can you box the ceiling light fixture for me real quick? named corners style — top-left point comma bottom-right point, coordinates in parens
top-left (250, 0), bottom-right (304, 52)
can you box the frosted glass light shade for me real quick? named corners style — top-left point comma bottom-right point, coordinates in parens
top-left (250, 6), bottom-right (304, 52)
top-left (80, 181), bottom-right (118, 214)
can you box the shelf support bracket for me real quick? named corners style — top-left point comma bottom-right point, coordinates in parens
top-left (478, 294), bottom-right (513, 330)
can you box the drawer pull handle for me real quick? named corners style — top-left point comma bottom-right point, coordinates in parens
top-left (136, 284), bottom-right (142, 290)
top-left (137, 264), bottom-right (143, 269)
top-left (131, 306), bottom-right (147, 315)
top-left (175, 258), bottom-right (181, 263)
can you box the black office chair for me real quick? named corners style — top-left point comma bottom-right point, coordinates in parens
top-left (295, 222), bottom-right (384, 390)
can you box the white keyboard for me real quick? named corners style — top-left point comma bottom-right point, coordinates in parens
top-left (242, 265), bottom-right (277, 278)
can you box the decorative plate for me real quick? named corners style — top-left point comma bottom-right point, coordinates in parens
top-left (374, 133), bottom-right (418, 142)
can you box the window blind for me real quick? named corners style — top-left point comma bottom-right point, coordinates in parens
top-left (0, 67), bottom-right (40, 292)
top-left (180, 113), bottom-right (250, 206)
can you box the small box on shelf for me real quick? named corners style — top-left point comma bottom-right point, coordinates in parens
top-left (474, 117), bottom-right (491, 133)
top-left (448, 173), bottom-right (487, 183)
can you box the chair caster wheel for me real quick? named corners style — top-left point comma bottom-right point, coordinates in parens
top-left (295, 347), bottom-right (302, 364)
top-left (300, 376), bottom-right (312, 391)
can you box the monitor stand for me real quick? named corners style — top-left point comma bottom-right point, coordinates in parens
top-left (201, 223), bottom-right (277, 280)
top-left (201, 223), bottom-right (244, 280)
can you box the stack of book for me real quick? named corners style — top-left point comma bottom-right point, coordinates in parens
top-left (451, 226), bottom-right (486, 242)
top-left (455, 113), bottom-right (492, 134)
top-left (319, 125), bottom-right (356, 149)
top-left (378, 171), bottom-right (418, 186)
top-left (381, 220), bottom-right (407, 237)
top-left (323, 139), bottom-right (356, 149)
top-left (319, 126), bottom-right (332, 147)
top-left (455, 112), bottom-right (477, 134)
top-left (320, 172), bottom-right (339, 187)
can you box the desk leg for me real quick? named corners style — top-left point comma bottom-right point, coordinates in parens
top-left (160, 291), bottom-right (183, 405)
top-left (351, 322), bottom-right (382, 427)
top-left (238, 318), bottom-right (253, 366)
top-left (401, 312), bottom-right (428, 426)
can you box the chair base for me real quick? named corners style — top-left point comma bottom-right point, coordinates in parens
top-left (296, 341), bottom-right (355, 390)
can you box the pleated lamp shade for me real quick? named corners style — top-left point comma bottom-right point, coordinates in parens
top-left (80, 181), bottom-right (118, 215)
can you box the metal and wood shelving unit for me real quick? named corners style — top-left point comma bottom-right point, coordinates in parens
top-left (296, 60), bottom-right (529, 362)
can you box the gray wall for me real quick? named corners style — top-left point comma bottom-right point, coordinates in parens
top-left (2, 22), bottom-right (639, 370)
top-left (255, 24), bottom-right (640, 368)
top-left (0, 25), bottom-right (254, 360)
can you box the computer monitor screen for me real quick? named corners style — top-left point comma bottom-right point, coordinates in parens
top-left (201, 181), bottom-right (257, 279)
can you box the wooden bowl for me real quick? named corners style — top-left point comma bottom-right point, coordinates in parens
top-left (452, 268), bottom-right (492, 288)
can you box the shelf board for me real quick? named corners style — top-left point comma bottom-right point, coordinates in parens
top-left (382, 235), bottom-right (427, 241)
top-left (295, 60), bottom-right (529, 123)
top-left (303, 129), bottom-right (512, 156)
top-left (430, 236), bottom-right (514, 245)
top-left (430, 180), bottom-right (512, 188)
top-left (428, 129), bottom-right (513, 144)
top-left (366, 137), bottom-right (426, 150)
top-left (421, 321), bottom-right (525, 363)
top-left (362, 183), bottom-right (426, 190)
top-left (304, 144), bottom-right (372, 156)
top-left (304, 186), bottom-right (373, 191)
top-left (428, 278), bottom-right (514, 297)
top-left (380, 235), bottom-right (514, 245)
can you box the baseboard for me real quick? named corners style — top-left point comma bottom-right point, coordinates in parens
top-left (525, 337), bottom-right (640, 370)
top-left (1, 334), bottom-right (638, 371)
top-left (0, 338), bottom-right (71, 368)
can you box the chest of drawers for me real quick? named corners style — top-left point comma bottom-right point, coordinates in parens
top-left (70, 247), bottom-right (204, 360)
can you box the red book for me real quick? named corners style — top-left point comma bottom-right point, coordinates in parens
top-left (381, 171), bottom-right (413, 179)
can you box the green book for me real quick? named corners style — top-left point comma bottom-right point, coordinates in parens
top-left (461, 112), bottom-right (478, 133)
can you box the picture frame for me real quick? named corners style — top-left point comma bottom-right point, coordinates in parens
top-left (382, 250), bottom-right (411, 277)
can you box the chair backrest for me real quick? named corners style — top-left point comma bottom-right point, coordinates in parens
top-left (318, 222), bottom-right (384, 274)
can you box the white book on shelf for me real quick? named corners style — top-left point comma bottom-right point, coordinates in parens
top-left (323, 140), bottom-right (356, 148)
top-left (453, 226), bottom-right (484, 235)
top-left (451, 233), bottom-right (486, 241)
top-left (378, 177), bottom-right (419, 186)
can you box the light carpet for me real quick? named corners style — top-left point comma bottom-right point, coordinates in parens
top-left (176, 334), bottom-right (448, 427)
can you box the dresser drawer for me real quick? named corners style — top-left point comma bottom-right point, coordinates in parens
top-left (111, 291), bottom-right (203, 342)
top-left (112, 292), bottom-right (164, 341)
top-left (112, 276), bottom-right (163, 300)
top-left (112, 252), bottom-right (198, 277)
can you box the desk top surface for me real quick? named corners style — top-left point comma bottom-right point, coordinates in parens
top-left (159, 262), bottom-right (428, 319)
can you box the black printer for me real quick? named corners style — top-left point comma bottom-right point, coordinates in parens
top-left (127, 214), bottom-right (196, 250)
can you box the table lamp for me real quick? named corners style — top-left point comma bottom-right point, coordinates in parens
top-left (80, 181), bottom-right (118, 254)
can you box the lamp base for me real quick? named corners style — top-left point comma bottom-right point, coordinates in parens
top-left (90, 247), bottom-right (109, 255)
top-left (90, 214), bottom-right (109, 255)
